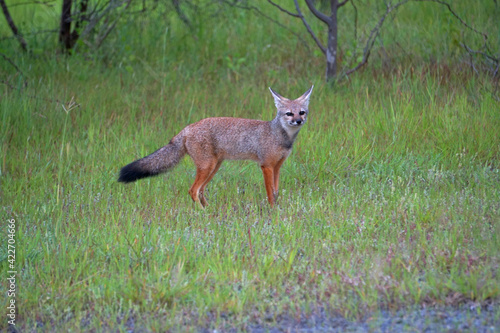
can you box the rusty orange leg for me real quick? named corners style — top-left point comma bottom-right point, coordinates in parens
top-left (261, 165), bottom-right (276, 207)
top-left (189, 163), bottom-right (218, 208)
top-left (199, 161), bottom-right (222, 207)
top-left (272, 158), bottom-right (286, 202)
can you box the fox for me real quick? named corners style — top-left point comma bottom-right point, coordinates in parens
top-left (118, 86), bottom-right (313, 208)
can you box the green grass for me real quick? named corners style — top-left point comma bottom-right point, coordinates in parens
top-left (1, 0), bottom-right (500, 331)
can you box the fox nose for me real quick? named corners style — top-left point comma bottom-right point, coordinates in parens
top-left (296, 119), bottom-right (302, 125)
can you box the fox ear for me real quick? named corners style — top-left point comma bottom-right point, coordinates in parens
top-left (297, 85), bottom-right (313, 107)
top-left (269, 87), bottom-right (287, 109)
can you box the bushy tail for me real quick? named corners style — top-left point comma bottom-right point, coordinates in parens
top-left (118, 135), bottom-right (186, 183)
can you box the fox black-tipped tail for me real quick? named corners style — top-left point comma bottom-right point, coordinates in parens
top-left (118, 160), bottom-right (153, 183)
top-left (118, 138), bottom-right (186, 183)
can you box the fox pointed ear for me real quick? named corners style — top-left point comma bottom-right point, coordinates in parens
top-left (297, 85), bottom-right (314, 107)
top-left (269, 87), bottom-right (286, 109)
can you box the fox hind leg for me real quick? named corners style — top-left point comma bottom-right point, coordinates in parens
top-left (199, 161), bottom-right (222, 207)
top-left (189, 167), bottom-right (211, 208)
top-left (189, 160), bottom-right (220, 208)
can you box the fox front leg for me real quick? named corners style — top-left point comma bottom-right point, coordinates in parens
top-left (272, 157), bottom-right (287, 203)
top-left (261, 165), bottom-right (276, 207)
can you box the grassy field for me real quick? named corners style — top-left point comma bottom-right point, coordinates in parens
top-left (1, 0), bottom-right (499, 331)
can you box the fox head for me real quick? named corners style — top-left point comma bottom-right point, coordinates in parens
top-left (269, 86), bottom-right (313, 135)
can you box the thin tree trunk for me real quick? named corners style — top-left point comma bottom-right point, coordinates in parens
top-left (326, 0), bottom-right (338, 82)
top-left (0, 0), bottom-right (27, 51)
top-left (72, 0), bottom-right (89, 43)
top-left (60, 0), bottom-right (73, 50)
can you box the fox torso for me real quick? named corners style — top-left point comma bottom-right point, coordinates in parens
top-left (180, 116), bottom-right (297, 165)
top-left (119, 86), bottom-right (313, 208)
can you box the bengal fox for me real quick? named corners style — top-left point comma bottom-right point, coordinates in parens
top-left (118, 86), bottom-right (313, 208)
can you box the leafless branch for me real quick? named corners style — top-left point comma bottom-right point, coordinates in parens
top-left (338, 0), bottom-right (350, 7)
top-left (9, 0), bottom-right (55, 7)
top-left (461, 43), bottom-right (499, 65)
top-left (461, 43), bottom-right (499, 77)
top-left (79, 0), bottom-right (130, 45)
top-left (304, 0), bottom-right (331, 25)
top-left (265, 0), bottom-right (327, 54)
top-left (351, 0), bottom-right (358, 47)
top-left (1, 79), bottom-right (22, 94)
top-left (414, 0), bottom-right (488, 42)
top-left (417, 0), bottom-right (499, 78)
top-left (172, 0), bottom-right (192, 29)
top-left (1, 53), bottom-right (27, 84)
top-left (417, 0), bottom-right (497, 78)
top-left (0, 29), bottom-right (58, 42)
top-left (0, 0), bottom-right (28, 51)
top-left (294, 0), bottom-right (325, 54)
top-left (94, 0), bottom-right (132, 49)
top-left (0, 54), bottom-right (62, 104)
top-left (345, 0), bottom-right (410, 75)
top-left (94, 19), bottom-right (119, 49)
top-left (221, 0), bottom-right (309, 49)
top-left (345, 0), bottom-right (495, 77)
top-left (74, 0), bottom-right (89, 36)
top-left (267, 0), bottom-right (300, 18)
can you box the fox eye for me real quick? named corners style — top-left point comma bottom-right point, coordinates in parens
top-left (285, 112), bottom-right (293, 117)
top-left (299, 110), bottom-right (306, 115)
